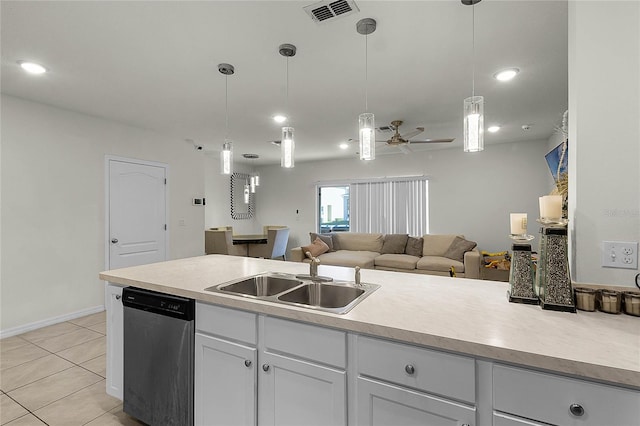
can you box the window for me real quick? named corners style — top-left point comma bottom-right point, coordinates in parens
top-left (318, 185), bottom-right (350, 233)
top-left (317, 177), bottom-right (428, 236)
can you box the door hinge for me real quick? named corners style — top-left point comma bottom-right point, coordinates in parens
top-left (164, 178), bottom-right (167, 185)
top-left (164, 224), bottom-right (167, 230)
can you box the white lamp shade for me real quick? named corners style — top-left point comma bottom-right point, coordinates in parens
top-left (359, 112), bottom-right (375, 161)
top-left (254, 174), bottom-right (260, 186)
top-left (463, 96), bottom-right (484, 152)
top-left (281, 127), bottom-right (295, 168)
top-left (250, 176), bottom-right (256, 193)
top-left (220, 141), bottom-right (233, 175)
top-left (243, 182), bottom-right (250, 204)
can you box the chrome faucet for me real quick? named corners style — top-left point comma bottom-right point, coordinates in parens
top-left (355, 266), bottom-right (361, 286)
top-left (306, 252), bottom-right (320, 278)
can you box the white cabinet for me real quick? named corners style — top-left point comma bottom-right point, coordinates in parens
top-left (493, 364), bottom-right (640, 426)
top-left (354, 335), bottom-right (476, 426)
top-left (195, 333), bottom-right (257, 426)
top-left (357, 376), bottom-right (475, 426)
top-left (258, 351), bottom-right (346, 426)
top-left (105, 283), bottom-right (124, 400)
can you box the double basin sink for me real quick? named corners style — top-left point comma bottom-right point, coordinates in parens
top-left (205, 272), bottom-right (380, 314)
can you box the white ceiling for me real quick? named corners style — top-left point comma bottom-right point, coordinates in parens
top-left (1, 0), bottom-right (568, 165)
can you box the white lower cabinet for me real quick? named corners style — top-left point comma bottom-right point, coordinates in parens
top-left (357, 376), bottom-right (475, 426)
top-left (194, 333), bottom-right (257, 426)
top-left (258, 351), bottom-right (346, 426)
top-left (105, 283), bottom-right (124, 400)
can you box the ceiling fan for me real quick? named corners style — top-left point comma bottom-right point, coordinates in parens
top-left (377, 120), bottom-right (454, 154)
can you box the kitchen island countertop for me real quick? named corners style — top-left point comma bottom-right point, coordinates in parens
top-left (100, 255), bottom-right (640, 388)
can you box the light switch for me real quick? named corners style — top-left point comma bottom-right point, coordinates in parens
top-left (602, 241), bottom-right (638, 269)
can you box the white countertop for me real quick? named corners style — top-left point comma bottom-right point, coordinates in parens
top-left (99, 255), bottom-right (640, 388)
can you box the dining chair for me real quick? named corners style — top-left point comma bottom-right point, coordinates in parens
top-left (262, 225), bottom-right (287, 236)
top-left (204, 229), bottom-right (245, 256)
top-left (248, 228), bottom-right (290, 260)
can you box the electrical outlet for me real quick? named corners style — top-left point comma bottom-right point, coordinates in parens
top-left (602, 241), bottom-right (638, 269)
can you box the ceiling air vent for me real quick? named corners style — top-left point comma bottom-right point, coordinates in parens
top-left (304, 0), bottom-right (359, 24)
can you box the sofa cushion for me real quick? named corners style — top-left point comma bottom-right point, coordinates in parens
top-left (333, 233), bottom-right (384, 252)
top-left (309, 232), bottom-right (334, 252)
top-left (405, 237), bottom-right (424, 257)
top-left (301, 237), bottom-right (330, 258)
top-left (317, 250), bottom-right (378, 269)
top-left (381, 234), bottom-right (409, 254)
top-left (422, 234), bottom-right (462, 256)
top-left (375, 254), bottom-right (420, 270)
top-left (416, 256), bottom-right (465, 273)
top-left (443, 236), bottom-right (477, 262)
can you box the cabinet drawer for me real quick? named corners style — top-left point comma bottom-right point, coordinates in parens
top-left (196, 302), bottom-right (257, 345)
top-left (493, 364), bottom-right (640, 426)
top-left (493, 412), bottom-right (547, 426)
top-left (263, 316), bottom-right (346, 369)
top-left (357, 335), bottom-right (475, 404)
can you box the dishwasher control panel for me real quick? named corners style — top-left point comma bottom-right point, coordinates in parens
top-left (122, 287), bottom-right (194, 320)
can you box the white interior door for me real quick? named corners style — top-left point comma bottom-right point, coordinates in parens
top-left (108, 159), bottom-right (167, 269)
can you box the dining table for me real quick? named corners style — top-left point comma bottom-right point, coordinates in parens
top-left (232, 234), bottom-right (267, 256)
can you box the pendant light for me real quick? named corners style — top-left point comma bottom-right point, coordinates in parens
top-left (279, 44), bottom-right (297, 168)
top-left (243, 179), bottom-right (250, 204)
top-left (218, 63), bottom-right (235, 174)
top-left (357, 18), bottom-right (377, 161)
top-left (462, 0), bottom-right (484, 152)
top-left (243, 153), bottom-right (260, 193)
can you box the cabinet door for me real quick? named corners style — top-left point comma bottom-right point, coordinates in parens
top-left (105, 283), bottom-right (123, 400)
top-left (258, 351), bottom-right (347, 426)
top-left (356, 376), bottom-right (476, 426)
top-left (493, 412), bottom-right (549, 426)
top-left (195, 333), bottom-right (257, 426)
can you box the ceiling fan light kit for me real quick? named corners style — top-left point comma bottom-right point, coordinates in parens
top-left (218, 63), bottom-right (235, 174)
top-left (357, 18), bottom-right (376, 161)
top-left (279, 44), bottom-right (296, 168)
top-left (462, 0), bottom-right (485, 153)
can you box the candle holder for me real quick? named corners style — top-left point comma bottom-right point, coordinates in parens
top-left (507, 234), bottom-right (539, 305)
top-left (535, 222), bottom-right (576, 313)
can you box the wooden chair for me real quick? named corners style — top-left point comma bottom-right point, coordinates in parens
top-left (204, 229), bottom-right (245, 256)
top-left (248, 228), bottom-right (290, 260)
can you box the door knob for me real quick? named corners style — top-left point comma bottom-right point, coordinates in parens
top-left (244, 360), bottom-right (252, 368)
top-left (262, 364), bottom-right (270, 372)
top-left (111, 238), bottom-right (118, 244)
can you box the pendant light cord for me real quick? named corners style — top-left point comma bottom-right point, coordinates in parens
top-left (286, 57), bottom-right (290, 116)
top-left (224, 75), bottom-right (229, 140)
top-left (471, 3), bottom-right (475, 99)
top-left (365, 32), bottom-right (369, 112)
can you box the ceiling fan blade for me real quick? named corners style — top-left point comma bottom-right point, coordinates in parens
top-left (397, 144), bottom-right (413, 155)
top-left (409, 138), bottom-right (455, 144)
top-left (400, 127), bottom-right (425, 140)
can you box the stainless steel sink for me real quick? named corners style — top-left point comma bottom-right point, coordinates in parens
top-left (205, 273), bottom-right (379, 314)
top-left (205, 273), bottom-right (302, 297)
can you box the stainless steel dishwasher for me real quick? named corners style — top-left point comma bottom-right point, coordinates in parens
top-left (122, 287), bottom-right (194, 426)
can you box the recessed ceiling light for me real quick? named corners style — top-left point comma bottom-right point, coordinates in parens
top-left (488, 126), bottom-right (501, 133)
top-left (339, 143), bottom-right (349, 150)
top-left (494, 68), bottom-right (519, 82)
top-left (18, 61), bottom-right (47, 75)
top-left (273, 115), bottom-right (287, 124)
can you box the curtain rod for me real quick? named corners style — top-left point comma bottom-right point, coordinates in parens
top-left (315, 175), bottom-right (429, 186)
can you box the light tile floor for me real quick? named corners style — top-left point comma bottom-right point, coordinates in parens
top-left (0, 312), bottom-right (142, 425)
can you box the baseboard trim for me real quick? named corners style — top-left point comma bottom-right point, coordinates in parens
top-left (0, 305), bottom-right (105, 339)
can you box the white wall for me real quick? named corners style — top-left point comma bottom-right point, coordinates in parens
top-left (568, 1), bottom-right (640, 287)
top-left (0, 95), bottom-right (205, 333)
top-left (250, 139), bottom-right (550, 256)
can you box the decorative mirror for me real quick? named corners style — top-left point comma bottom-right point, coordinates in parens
top-left (230, 172), bottom-right (255, 219)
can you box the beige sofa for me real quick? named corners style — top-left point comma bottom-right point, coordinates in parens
top-left (290, 232), bottom-right (481, 279)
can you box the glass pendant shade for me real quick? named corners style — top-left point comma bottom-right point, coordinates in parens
top-left (250, 176), bottom-right (256, 193)
top-left (359, 113), bottom-right (375, 161)
top-left (243, 181), bottom-right (250, 204)
top-left (463, 96), bottom-right (484, 152)
top-left (220, 141), bottom-right (233, 175)
top-left (254, 173), bottom-right (260, 187)
top-left (281, 127), bottom-right (295, 168)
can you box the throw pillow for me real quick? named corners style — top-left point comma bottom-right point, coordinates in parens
top-left (309, 232), bottom-right (334, 252)
top-left (301, 237), bottom-right (330, 258)
top-left (405, 237), bottom-right (424, 257)
top-left (443, 236), bottom-right (478, 262)
top-left (381, 234), bottom-right (409, 254)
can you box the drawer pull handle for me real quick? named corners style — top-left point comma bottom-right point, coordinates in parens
top-left (262, 364), bottom-right (270, 372)
top-left (244, 360), bottom-right (252, 368)
top-left (405, 364), bottom-right (415, 375)
top-left (569, 403), bottom-right (585, 417)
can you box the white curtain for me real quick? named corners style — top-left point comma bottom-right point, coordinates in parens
top-left (350, 178), bottom-right (428, 235)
